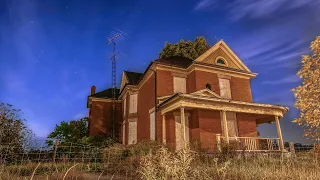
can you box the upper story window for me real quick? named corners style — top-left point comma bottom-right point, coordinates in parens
top-left (123, 96), bottom-right (127, 116)
top-left (173, 76), bottom-right (186, 93)
top-left (216, 57), bottom-right (228, 66)
top-left (219, 78), bottom-right (231, 99)
top-left (129, 93), bottom-right (138, 114)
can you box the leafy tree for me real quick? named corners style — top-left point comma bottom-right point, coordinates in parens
top-left (293, 36), bottom-right (320, 141)
top-left (0, 102), bottom-right (33, 162)
top-left (47, 117), bottom-right (115, 147)
top-left (159, 36), bottom-right (211, 60)
top-left (46, 117), bottom-right (89, 146)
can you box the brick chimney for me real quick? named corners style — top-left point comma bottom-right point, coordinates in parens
top-left (91, 85), bottom-right (96, 95)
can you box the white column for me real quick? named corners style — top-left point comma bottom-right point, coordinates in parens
top-left (162, 114), bottom-right (166, 144)
top-left (180, 107), bottom-right (186, 148)
top-left (275, 116), bottom-right (284, 152)
top-left (222, 110), bottom-right (229, 144)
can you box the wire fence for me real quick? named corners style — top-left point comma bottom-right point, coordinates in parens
top-left (0, 140), bottom-right (319, 179)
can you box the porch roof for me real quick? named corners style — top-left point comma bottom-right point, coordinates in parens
top-left (157, 89), bottom-right (289, 124)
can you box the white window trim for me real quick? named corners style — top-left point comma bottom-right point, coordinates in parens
top-left (220, 112), bottom-right (238, 137)
top-left (219, 78), bottom-right (232, 99)
top-left (149, 109), bottom-right (156, 141)
top-left (123, 96), bottom-right (126, 117)
top-left (128, 118), bottom-right (138, 145)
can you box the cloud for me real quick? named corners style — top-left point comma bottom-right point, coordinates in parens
top-left (194, 0), bottom-right (217, 11)
top-left (261, 74), bottom-right (300, 85)
top-left (194, 0), bottom-right (319, 20)
top-left (73, 110), bottom-right (88, 119)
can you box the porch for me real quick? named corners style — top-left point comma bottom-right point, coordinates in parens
top-left (157, 89), bottom-right (289, 153)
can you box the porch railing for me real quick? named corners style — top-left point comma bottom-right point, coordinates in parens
top-left (216, 134), bottom-right (281, 152)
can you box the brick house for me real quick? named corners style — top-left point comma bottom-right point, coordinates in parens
top-left (88, 40), bottom-right (289, 152)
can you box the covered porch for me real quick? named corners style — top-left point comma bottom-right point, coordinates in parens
top-left (157, 89), bottom-right (289, 152)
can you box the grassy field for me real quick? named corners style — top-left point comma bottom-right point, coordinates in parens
top-left (1, 142), bottom-right (319, 180)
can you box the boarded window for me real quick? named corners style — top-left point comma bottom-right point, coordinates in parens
top-left (123, 97), bottom-right (126, 116)
top-left (129, 94), bottom-right (138, 114)
top-left (150, 111), bottom-right (155, 140)
top-left (174, 77), bottom-right (186, 93)
top-left (219, 78), bottom-right (231, 99)
top-left (174, 115), bottom-right (190, 150)
top-left (221, 112), bottom-right (238, 137)
top-left (122, 123), bottom-right (126, 145)
top-left (128, 120), bottom-right (137, 145)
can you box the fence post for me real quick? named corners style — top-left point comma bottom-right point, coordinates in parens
top-left (289, 142), bottom-right (296, 158)
top-left (216, 134), bottom-right (221, 152)
top-left (52, 140), bottom-right (59, 163)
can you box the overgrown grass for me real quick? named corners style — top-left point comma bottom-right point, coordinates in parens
top-left (1, 141), bottom-right (319, 180)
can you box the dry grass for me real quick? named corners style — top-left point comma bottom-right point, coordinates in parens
top-left (1, 142), bottom-right (319, 180)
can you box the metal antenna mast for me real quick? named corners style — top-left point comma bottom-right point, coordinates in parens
top-left (106, 28), bottom-right (128, 138)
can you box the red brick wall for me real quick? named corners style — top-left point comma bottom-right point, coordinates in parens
top-left (230, 77), bottom-right (253, 102)
top-left (157, 70), bottom-right (174, 97)
top-left (165, 112), bottom-right (175, 148)
top-left (89, 101), bottom-right (122, 138)
top-left (192, 70), bottom-right (220, 95)
top-left (236, 113), bottom-right (258, 137)
top-left (189, 109), bottom-right (200, 141)
top-left (198, 109), bottom-right (222, 151)
top-left (187, 71), bottom-right (196, 93)
top-left (137, 73), bottom-right (155, 141)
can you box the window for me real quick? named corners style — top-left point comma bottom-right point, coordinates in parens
top-left (149, 111), bottom-right (155, 140)
top-left (123, 97), bottom-right (126, 116)
top-left (128, 119), bottom-right (137, 145)
top-left (173, 77), bottom-right (186, 93)
top-left (174, 115), bottom-right (190, 150)
top-left (219, 78), bottom-right (231, 99)
top-left (129, 94), bottom-right (138, 114)
top-left (206, 83), bottom-right (211, 90)
top-left (216, 58), bottom-right (227, 66)
top-left (221, 112), bottom-right (238, 137)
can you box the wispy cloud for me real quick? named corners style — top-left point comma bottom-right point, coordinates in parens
top-left (261, 74), bottom-right (300, 85)
top-left (194, 0), bottom-right (217, 11)
top-left (194, 0), bottom-right (319, 20)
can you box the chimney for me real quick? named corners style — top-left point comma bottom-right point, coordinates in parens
top-left (91, 85), bottom-right (96, 95)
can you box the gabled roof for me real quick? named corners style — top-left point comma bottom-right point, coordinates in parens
top-left (190, 89), bottom-right (222, 99)
top-left (89, 88), bottom-right (120, 99)
top-left (124, 71), bottom-right (143, 85)
top-left (154, 56), bottom-right (194, 68)
top-left (195, 40), bottom-right (252, 72)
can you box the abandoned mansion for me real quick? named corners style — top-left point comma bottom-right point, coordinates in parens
top-left (87, 40), bottom-right (289, 152)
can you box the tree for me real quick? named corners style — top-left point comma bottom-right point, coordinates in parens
top-left (46, 117), bottom-right (89, 146)
top-left (46, 117), bottom-right (115, 147)
top-left (0, 102), bottom-right (33, 162)
top-left (293, 36), bottom-right (320, 141)
top-left (159, 36), bottom-right (211, 60)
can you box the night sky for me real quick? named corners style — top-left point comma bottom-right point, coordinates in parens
top-left (0, 0), bottom-right (319, 143)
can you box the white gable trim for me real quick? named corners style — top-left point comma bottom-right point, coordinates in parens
top-left (190, 89), bottom-right (222, 99)
top-left (120, 72), bottom-right (129, 92)
top-left (195, 40), bottom-right (251, 72)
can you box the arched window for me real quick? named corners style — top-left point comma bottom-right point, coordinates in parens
top-left (206, 83), bottom-right (211, 90)
top-left (216, 58), bottom-right (226, 65)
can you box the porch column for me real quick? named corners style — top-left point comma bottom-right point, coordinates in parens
top-left (180, 106), bottom-right (186, 148)
top-left (162, 114), bottom-right (166, 144)
top-left (222, 110), bottom-right (229, 144)
top-left (275, 116), bottom-right (284, 152)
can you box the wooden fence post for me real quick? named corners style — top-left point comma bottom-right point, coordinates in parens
top-left (289, 142), bottom-right (296, 158)
top-left (52, 140), bottom-right (59, 163)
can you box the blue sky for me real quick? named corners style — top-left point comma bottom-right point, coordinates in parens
top-left (0, 0), bottom-right (319, 143)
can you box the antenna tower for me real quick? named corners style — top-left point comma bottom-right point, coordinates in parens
top-left (106, 28), bottom-right (128, 138)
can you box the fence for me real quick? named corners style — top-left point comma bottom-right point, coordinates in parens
top-left (0, 139), bottom-right (319, 179)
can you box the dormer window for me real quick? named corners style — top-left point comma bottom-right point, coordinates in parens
top-left (216, 57), bottom-right (227, 66)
